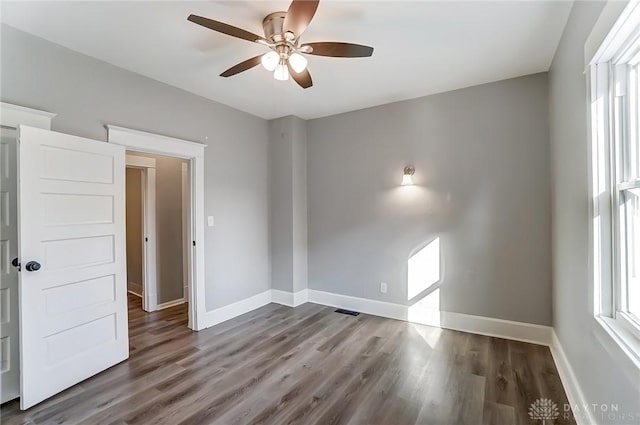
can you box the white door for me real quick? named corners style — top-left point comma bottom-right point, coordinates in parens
top-left (1, 128), bottom-right (20, 403)
top-left (17, 125), bottom-right (128, 409)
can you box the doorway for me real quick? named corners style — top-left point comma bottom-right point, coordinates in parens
top-left (107, 125), bottom-right (207, 332)
top-left (124, 152), bottom-right (190, 322)
top-left (125, 167), bottom-right (144, 300)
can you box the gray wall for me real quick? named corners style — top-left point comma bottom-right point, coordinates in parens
top-left (269, 116), bottom-right (308, 293)
top-left (126, 168), bottom-right (143, 294)
top-left (307, 73), bottom-right (552, 326)
top-left (549, 1), bottom-right (640, 421)
top-left (152, 154), bottom-right (186, 304)
top-left (1, 24), bottom-right (270, 310)
top-left (291, 117), bottom-right (308, 294)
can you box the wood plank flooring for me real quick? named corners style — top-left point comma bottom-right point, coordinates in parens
top-left (1, 294), bottom-right (574, 425)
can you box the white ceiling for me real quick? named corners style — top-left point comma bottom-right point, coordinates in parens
top-left (1, 1), bottom-right (572, 120)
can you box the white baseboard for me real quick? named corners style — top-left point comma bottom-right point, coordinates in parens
top-left (271, 289), bottom-right (293, 306)
top-left (306, 289), bottom-right (552, 346)
top-left (549, 331), bottom-right (596, 425)
top-left (271, 289), bottom-right (309, 307)
top-left (199, 288), bottom-right (552, 346)
top-left (201, 290), bottom-right (272, 329)
top-left (308, 288), bottom-right (406, 319)
top-left (293, 289), bottom-right (309, 306)
top-left (415, 309), bottom-right (552, 346)
top-left (156, 298), bottom-right (186, 311)
top-left (127, 289), bottom-right (142, 298)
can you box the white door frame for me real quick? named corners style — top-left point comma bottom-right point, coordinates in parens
top-left (126, 155), bottom-right (158, 312)
top-left (181, 162), bottom-right (190, 306)
top-left (1, 102), bottom-right (56, 130)
top-left (107, 125), bottom-right (207, 331)
top-left (0, 102), bottom-right (55, 404)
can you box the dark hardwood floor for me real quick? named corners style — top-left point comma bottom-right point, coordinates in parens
top-left (1, 293), bottom-right (574, 425)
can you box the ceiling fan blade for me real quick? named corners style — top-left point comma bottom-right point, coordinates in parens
top-left (188, 14), bottom-right (267, 44)
top-left (301, 42), bottom-right (374, 58)
top-left (283, 0), bottom-right (319, 37)
top-left (220, 55), bottom-right (263, 77)
top-left (288, 63), bottom-right (313, 89)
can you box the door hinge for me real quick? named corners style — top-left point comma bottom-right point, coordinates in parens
top-left (193, 241), bottom-right (196, 247)
top-left (145, 237), bottom-right (148, 242)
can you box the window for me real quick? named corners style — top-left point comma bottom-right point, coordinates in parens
top-left (590, 2), bottom-right (640, 362)
top-left (616, 60), bottom-right (640, 329)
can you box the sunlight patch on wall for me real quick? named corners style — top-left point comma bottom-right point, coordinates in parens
top-left (407, 237), bottom-right (440, 301)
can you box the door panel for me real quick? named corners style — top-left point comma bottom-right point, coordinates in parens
top-left (18, 125), bottom-right (127, 409)
top-left (0, 128), bottom-right (19, 403)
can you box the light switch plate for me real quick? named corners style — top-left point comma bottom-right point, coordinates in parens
top-left (207, 216), bottom-right (214, 227)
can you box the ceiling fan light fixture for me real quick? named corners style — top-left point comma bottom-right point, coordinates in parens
top-left (187, 0), bottom-right (374, 89)
top-left (274, 62), bottom-right (289, 81)
top-left (288, 53), bottom-right (308, 73)
top-left (261, 51), bottom-right (279, 71)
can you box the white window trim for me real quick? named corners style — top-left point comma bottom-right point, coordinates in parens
top-left (588, 0), bottom-right (640, 371)
top-left (106, 125), bottom-right (208, 331)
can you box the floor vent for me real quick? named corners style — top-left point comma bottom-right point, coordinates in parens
top-left (335, 308), bottom-right (360, 316)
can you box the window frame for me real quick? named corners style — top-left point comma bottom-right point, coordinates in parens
top-left (613, 46), bottom-right (640, 339)
top-left (589, 3), bottom-right (640, 368)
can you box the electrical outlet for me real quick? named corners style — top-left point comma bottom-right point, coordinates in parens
top-left (380, 282), bottom-right (388, 294)
top-left (207, 216), bottom-right (214, 227)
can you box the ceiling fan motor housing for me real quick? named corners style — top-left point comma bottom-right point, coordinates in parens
top-left (263, 12), bottom-right (288, 42)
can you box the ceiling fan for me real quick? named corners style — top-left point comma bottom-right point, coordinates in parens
top-left (187, 0), bottom-right (374, 89)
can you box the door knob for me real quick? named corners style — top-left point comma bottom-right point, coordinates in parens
top-left (11, 258), bottom-right (20, 270)
top-left (25, 261), bottom-right (41, 272)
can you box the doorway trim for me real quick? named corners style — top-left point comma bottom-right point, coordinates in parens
top-left (126, 154), bottom-right (158, 312)
top-left (181, 161), bottom-right (190, 309)
top-left (0, 102), bottom-right (56, 130)
top-left (107, 125), bottom-right (207, 331)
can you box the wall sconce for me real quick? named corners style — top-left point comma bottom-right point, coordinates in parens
top-left (402, 166), bottom-right (415, 186)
